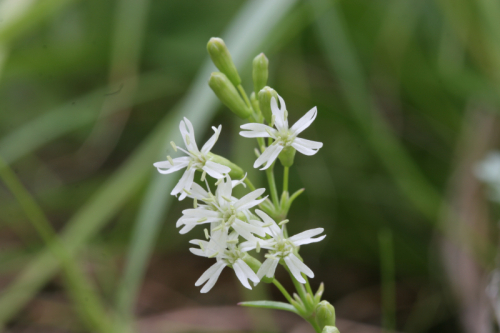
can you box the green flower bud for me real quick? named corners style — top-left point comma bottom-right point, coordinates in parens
top-left (252, 53), bottom-right (268, 94)
top-left (258, 86), bottom-right (278, 124)
top-left (322, 326), bottom-right (340, 333)
top-left (242, 253), bottom-right (261, 272)
top-left (278, 146), bottom-right (296, 167)
top-left (207, 37), bottom-right (241, 86)
top-left (209, 72), bottom-right (252, 119)
top-left (207, 153), bottom-right (244, 179)
top-left (316, 301), bottom-right (336, 329)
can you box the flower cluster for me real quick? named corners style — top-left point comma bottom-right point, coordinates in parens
top-left (153, 94), bottom-right (325, 293)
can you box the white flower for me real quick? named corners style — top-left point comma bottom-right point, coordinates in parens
top-left (153, 117), bottom-right (231, 200)
top-left (189, 232), bottom-right (260, 293)
top-left (475, 151), bottom-right (500, 202)
top-left (176, 175), bottom-right (267, 242)
top-left (239, 95), bottom-right (323, 169)
top-left (240, 210), bottom-right (325, 283)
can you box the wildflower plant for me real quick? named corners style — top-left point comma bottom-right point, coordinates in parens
top-left (154, 37), bottom-right (339, 333)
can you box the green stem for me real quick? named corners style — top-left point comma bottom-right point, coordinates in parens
top-left (304, 276), bottom-right (314, 296)
top-left (244, 177), bottom-right (257, 192)
top-left (266, 166), bottom-right (280, 208)
top-left (309, 319), bottom-right (322, 333)
top-left (272, 279), bottom-right (293, 303)
top-left (283, 166), bottom-right (289, 193)
top-left (237, 84), bottom-right (252, 109)
top-left (0, 156), bottom-right (113, 333)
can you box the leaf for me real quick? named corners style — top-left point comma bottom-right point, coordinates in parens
top-left (239, 300), bottom-right (299, 314)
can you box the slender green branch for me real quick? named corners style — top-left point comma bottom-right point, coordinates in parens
top-left (283, 166), bottom-right (289, 193)
top-left (304, 277), bottom-right (314, 296)
top-left (309, 318), bottom-right (322, 333)
top-left (244, 177), bottom-right (257, 192)
top-left (0, 156), bottom-right (113, 333)
top-left (237, 84), bottom-right (252, 108)
top-left (266, 166), bottom-right (280, 208)
top-left (272, 279), bottom-right (293, 303)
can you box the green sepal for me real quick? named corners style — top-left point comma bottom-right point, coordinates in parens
top-left (207, 37), bottom-right (241, 86)
top-left (242, 253), bottom-right (261, 273)
top-left (252, 53), bottom-right (269, 94)
top-left (239, 301), bottom-right (299, 314)
top-left (207, 153), bottom-right (244, 179)
top-left (278, 146), bottom-right (296, 167)
top-left (258, 86), bottom-right (278, 124)
top-left (208, 72), bottom-right (252, 119)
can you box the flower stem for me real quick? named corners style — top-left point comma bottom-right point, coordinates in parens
top-left (283, 166), bottom-right (289, 193)
top-left (244, 177), bottom-right (257, 192)
top-left (266, 166), bottom-right (280, 208)
top-left (272, 279), bottom-right (293, 303)
top-left (237, 84), bottom-right (252, 108)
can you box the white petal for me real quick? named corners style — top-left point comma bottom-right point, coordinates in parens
top-left (257, 257), bottom-right (280, 279)
top-left (284, 255), bottom-right (306, 283)
top-left (190, 182), bottom-right (209, 200)
top-left (239, 123), bottom-right (277, 138)
top-left (201, 125), bottom-right (221, 154)
top-left (232, 220), bottom-right (260, 241)
top-left (179, 118), bottom-right (198, 152)
top-left (239, 259), bottom-right (260, 284)
top-left (233, 259), bottom-right (252, 289)
top-left (234, 188), bottom-right (266, 210)
top-left (235, 219), bottom-right (266, 238)
top-left (154, 158), bottom-right (190, 174)
top-left (200, 262), bottom-right (227, 293)
top-left (195, 261), bottom-right (225, 286)
top-left (170, 167), bottom-right (196, 197)
top-left (291, 138), bottom-right (322, 156)
top-left (179, 223), bottom-right (197, 234)
top-left (217, 175), bottom-right (233, 200)
top-left (293, 234), bottom-right (326, 246)
top-left (271, 96), bottom-right (287, 131)
top-left (254, 144), bottom-right (283, 169)
top-left (290, 107), bottom-right (317, 135)
top-left (182, 208), bottom-right (220, 218)
top-left (289, 254), bottom-right (314, 278)
top-left (203, 161), bottom-right (230, 179)
top-left (289, 228), bottom-right (324, 242)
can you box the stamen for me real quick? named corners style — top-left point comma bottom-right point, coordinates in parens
top-left (284, 110), bottom-right (288, 120)
top-left (170, 141), bottom-right (177, 152)
top-left (271, 114), bottom-right (276, 127)
top-left (256, 242), bottom-right (261, 253)
top-left (279, 219), bottom-right (289, 226)
top-left (226, 239), bottom-right (238, 244)
top-left (215, 178), bottom-right (223, 186)
top-left (212, 224), bottom-right (224, 232)
top-left (193, 198), bottom-right (198, 209)
top-left (183, 188), bottom-right (192, 195)
top-left (227, 215), bottom-right (236, 224)
top-left (208, 251), bottom-right (219, 258)
top-left (185, 134), bottom-right (191, 145)
top-left (201, 170), bottom-right (207, 182)
top-left (167, 155), bottom-right (175, 166)
top-left (197, 217), bottom-right (207, 223)
top-left (198, 241), bottom-right (205, 251)
top-left (203, 229), bottom-right (210, 240)
top-left (263, 222), bottom-right (273, 228)
top-left (222, 195), bottom-right (232, 202)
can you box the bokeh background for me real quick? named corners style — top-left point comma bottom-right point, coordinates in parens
top-left (0, 0), bottom-right (499, 332)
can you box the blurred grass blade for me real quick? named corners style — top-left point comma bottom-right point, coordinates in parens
top-left (311, 0), bottom-right (441, 220)
top-left (0, 156), bottom-right (113, 332)
top-left (379, 228), bottom-right (396, 333)
top-left (0, 107), bottom-right (171, 326)
top-left (0, 73), bottom-right (179, 165)
top-left (115, 0), bottom-right (300, 323)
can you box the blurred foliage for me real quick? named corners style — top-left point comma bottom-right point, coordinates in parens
top-left (0, 0), bottom-right (499, 332)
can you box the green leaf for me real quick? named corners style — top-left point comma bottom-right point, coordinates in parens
top-left (239, 301), bottom-right (299, 314)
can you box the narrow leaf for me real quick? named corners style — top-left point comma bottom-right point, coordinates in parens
top-left (239, 300), bottom-right (299, 314)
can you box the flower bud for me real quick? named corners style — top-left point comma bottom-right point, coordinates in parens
top-left (209, 72), bottom-right (252, 119)
top-left (207, 153), bottom-right (244, 179)
top-left (258, 86), bottom-right (278, 124)
top-left (242, 253), bottom-right (261, 272)
top-left (322, 326), bottom-right (340, 333)
top-left (316, 301), bottom-right (336, 329)
top-left (207, 37), bottom-right (241, 86)
top-left (252, 53), bottom-right (268, 94)
top-left (278, 146), bottom-right (296, 167)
